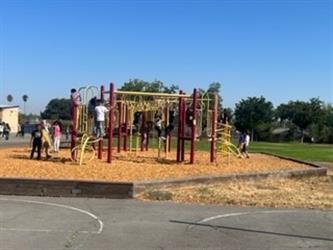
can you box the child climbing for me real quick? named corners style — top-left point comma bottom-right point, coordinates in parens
top-left (133, 112), bottom-right (142, 133)
top-left (164, 108), bottom-right (176, 138)
top-left (88, 96), bottom-right (97, 134)
top-left (154, 111), bottom-right (163, 138)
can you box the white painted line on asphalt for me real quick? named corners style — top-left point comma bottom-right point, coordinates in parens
top-left (0, 198), bottom-right (104, 234)
top-left (0, 227), bottom-right (97, 234)
top-left (190, 210), bottom-right (297, 229)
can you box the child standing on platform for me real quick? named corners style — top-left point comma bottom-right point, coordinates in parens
top-left (94, 100), bottom-right (109, 138)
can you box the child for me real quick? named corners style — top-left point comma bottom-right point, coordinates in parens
top-left (52, 121), bottom-right (62, 153)
top-left (30, 124), bottom-right (42, 160)
top-left (94, 100), bottom-right (109, 138)
top-left (41, 123), bottom-right (51, 159)
top-left (243, 130), bottom-right (250, 158)
top-left (238, 131), bottom-right (245, 151)
top-left (4, 123), bottom-right (11, 140)
top-left (0, 122), bottom-right (3, 138)
top-left (164, 109), bottom-right (176, 138)
top-left (154, 111), bottom-right (163, 138)
top-left (88, 97), bottom-right (97, 134)
top-left (70, 88), bottom-right (81, 107)
top-left (70, 88), bottom-right (81, 119)
top-left (133, 112), bottom-right (142, 133)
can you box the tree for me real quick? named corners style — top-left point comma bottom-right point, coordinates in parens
top-left (120, 79), bottom-right (179, 94)
top-left (276, 98), bottom-right (324, 143)
top-left (120, 79), bottom-right (149, 92)
top-left (308, 102), bottom-right (333, 143)
top-left (206, 82), bottom-right (223, 111)
top-left (234, 96), bottom-right (274, 141)
top-left (41, 98), bottom-right (71, 120)
top-left (22, 94), bottom-right (29, 114)
top-left (6, 95), bottom-right (13, 103)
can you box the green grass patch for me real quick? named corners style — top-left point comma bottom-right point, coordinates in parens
top-left (250, 142), bottom-right (333, 162)
top-left (118, 135), bottom-right (332, 163)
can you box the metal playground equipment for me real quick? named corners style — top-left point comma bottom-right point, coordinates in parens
top-left (70, 83), bottom-right (238, 165)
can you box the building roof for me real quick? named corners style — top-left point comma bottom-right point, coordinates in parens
top-left (0, 105), bottom-right (20, 110)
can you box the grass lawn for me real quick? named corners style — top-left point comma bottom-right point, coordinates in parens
top-left (249, 142), bottom-right (333, 163)
top-left (120, 136), bottom-right (333, 162)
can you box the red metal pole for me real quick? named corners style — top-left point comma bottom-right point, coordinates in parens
top-left (190, 88), bottom-right (197, 164)
top-left (98, 85), bottom-right (105, 160)
top-left (176, 91), bottom-right (183, 162)
top-left (107, 83), bottom-right (114, 163)
top-left (70, 102), bottom-right (78, 160)
top-left (210, 94), bottom-right (218, 163)
top-left (164, 107), bottom-right (168, 153)
top-left (181, 96), bottom-right (185, 162)
top-left (123, 104), bottom-right (128, 151)
top-left (117, 102), bottom-right (122, 153)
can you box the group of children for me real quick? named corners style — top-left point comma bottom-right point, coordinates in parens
top-left (30, 120), bottom-right (62, 160)
top-left (70, 88), bottom-right (251, 158)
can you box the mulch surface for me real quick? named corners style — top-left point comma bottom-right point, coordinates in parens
top-left (0, 148), bottom-right (311, 182)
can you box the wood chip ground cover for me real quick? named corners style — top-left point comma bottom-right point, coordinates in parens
top-left (0, 148), bottom-right (310, 182)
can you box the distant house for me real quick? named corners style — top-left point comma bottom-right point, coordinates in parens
top-left (0, 105), bottom-right (19, 133)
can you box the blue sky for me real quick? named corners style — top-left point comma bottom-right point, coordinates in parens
top-left (0, 0), bottom-right (332, 114)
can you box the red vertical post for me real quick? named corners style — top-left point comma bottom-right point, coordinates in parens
top-left (164, 107), bottom-right (168, 153)
top-left (123, 104), bottom-right (128, 151)
top-left (70, 103), bottom-right (78, 160)
top-left (107, 83), bottom-right (114, 163)
top-left (190, 88), bottom-right (197, 164)
top-left (98, 85), bottom-right (105, 160)
top-left (210, 94), bottom-right (218, 163)
top-left (117, 102), bottom-right (122, 153)
top-left (181, 96), bottom-right (185, 162)
top-left (176, 91), bottom-right (183, 162)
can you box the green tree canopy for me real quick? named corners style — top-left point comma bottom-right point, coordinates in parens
top-left (41, 98), bottom-right (71, 120)
top-left (276, 98), bottom-right (324, 143)
top-left (234, 96), bottom-right (274, 140)
top-left (206, 82), bottom-right (223, 111)
top-left (120, 79), bottom-right (179, 94)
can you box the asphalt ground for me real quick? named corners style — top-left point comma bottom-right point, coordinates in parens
top-left (0, 137), bottom-right (332, 249)
top-left (0, 196), bottom-right (332, 250)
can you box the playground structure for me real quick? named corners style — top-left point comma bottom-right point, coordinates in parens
top-left (217, 123), bottom-right (242, 161)
top-left (70, 83), bottom-right (239, 165)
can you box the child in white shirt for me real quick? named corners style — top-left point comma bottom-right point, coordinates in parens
top-left (94, 100), bottom-right (109, 138)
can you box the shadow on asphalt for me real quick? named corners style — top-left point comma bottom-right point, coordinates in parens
top-left (170, 220), bottom-right (333, 242)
